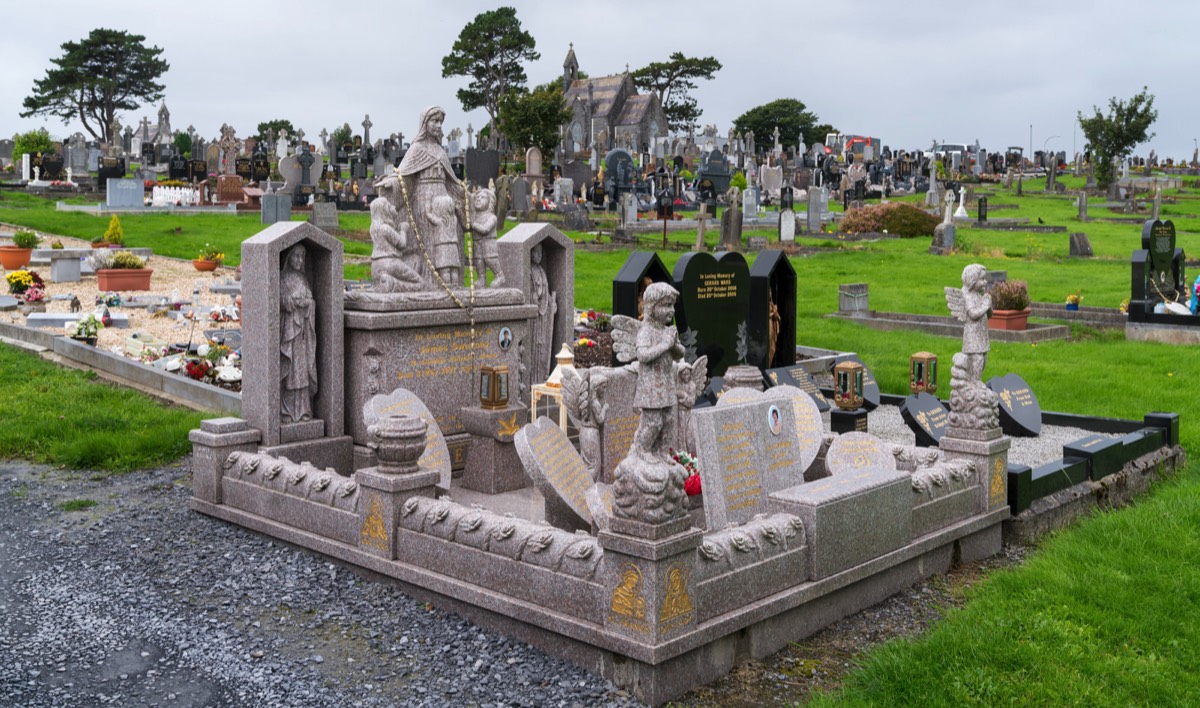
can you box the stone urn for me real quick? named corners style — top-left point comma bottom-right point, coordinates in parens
top-left (367, 413), bottom-right (428, 474)
top-left (722, 364), bottom-right (764, 393)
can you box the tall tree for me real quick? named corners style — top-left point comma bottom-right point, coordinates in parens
top-left (441, 7), bottom-right (539, 141)
top-left (733, 98), bottom-right (833, 151)
top-left (20, 28), bottom-right (169, 144)
top-left (631, 53), bottom-right (722, 133)
top-left (1077, 87), bottom-right (1157, 189)
top-left (256, 119), bottom-right (296, 143)
top-left (497, 82), bottom-right (572, 158)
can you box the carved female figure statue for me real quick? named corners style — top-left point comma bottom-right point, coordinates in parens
top-left (368, 174), bottom-right (423, 292)
top-left (280, 244), bottom-right (318, 423)
top-left (529, 244), bottom-right (557, 385)
top-left (398, 106), bottom-right (466, 288)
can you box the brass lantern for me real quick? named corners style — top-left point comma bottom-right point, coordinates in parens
top-left (910, 352), bottom-right (938, 395)
top-left (479, 364), bottom-right (510, 410)
top-left (833, 360), bottom-right (865, 410)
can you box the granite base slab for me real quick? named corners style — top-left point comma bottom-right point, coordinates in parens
top-left (190, 488), bottom-right (1007, 706)
top-left (26, 311), bottom-right (129, 329)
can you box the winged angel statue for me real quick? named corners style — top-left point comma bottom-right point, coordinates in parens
top-left (944, 264), bottom-right (1000, 432)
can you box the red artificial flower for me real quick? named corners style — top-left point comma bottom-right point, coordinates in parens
top-left (684, 474), bottom-right (702, 496)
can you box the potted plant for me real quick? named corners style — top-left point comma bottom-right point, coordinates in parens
top-left (0, 229), bottom-right (40, 270)
top-left (92, 250), bottom-right (153, 291)
top-left (65, 313), bottom-right (104, 346)
top-left (103, 215), bottom-right (124, 248)
top-left (6, 268), bottom-right (43, 297)
top-left (193, 243), bottom-right (224, 272)
top-left (90, 235), bottom-right (107, 249)
top-left (988, 280), bottom-right (1032, 330)
top-left (1065, 290), bottom-right (1083, 311)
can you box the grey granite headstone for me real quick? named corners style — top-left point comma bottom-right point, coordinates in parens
top-left (693, 388), bottom-right (820, 530)
top-left (311, 202), bottom-right (339, 232)
top-left (514, 417), bottom-right (593, 530)
top-left (363, 388), bottom-right (452, 491)
top-left (806, 189), bottom-right (821, 233)
top-left (27, 312), bottom-right (129, 329)
top-left (261, 193), bottom-right (292, 225)
top-left (241, 221), bottom-right (346, 452)
top-left (1069, 233), bottom-right (1093, 257)
top-left (824, 432), bottom-right (896, 477)
top-left (106, 178), bottom-right (144, 208)
top-left (778, 208), bottom-right (796, 242)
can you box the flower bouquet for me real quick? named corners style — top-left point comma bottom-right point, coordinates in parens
top-left (65, 313), bottom-right (104, 345)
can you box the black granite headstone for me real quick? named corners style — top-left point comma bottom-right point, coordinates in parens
top-left (748, 250), bottom-right (796, 369)
top-left (831, 354), bottom-right (880, 410)
top-left (40, 154), bottom-right (65, 179)
top-left (252, 155), bottom-right (271, 181)
top-left (977, 197), bottom-right (988, 222)
top-left (899, 393), bottom-right (950, 447)
top-left (780, 185), bottom-right (794, 211)
top-left (97, 156), bottom-right (126, 188)
top-left (674, 251), bottom-right (751, 378)
top-left (1141, 219), bottom-right (1178, 298)
top-left (235, 157), bottom-right (253, 181)
top-left (986, 373), bottom-right (1042, 437)
top-left (604, 149), bottom-right (635, 201)
top-left (612, 251), bottom-right (672, 322)
top-left (764, 366), bottom-right (830, 412)
top-left (169, 154), bottom-right (188, 180)
top-left (189, 159), bottom-right (207, 183)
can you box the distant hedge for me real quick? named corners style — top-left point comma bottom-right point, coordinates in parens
top-left (840, 202), bottom-right (939, 237)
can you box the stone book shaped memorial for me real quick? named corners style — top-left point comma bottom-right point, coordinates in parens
top-left (187, 108), bottom-right (1182, 704)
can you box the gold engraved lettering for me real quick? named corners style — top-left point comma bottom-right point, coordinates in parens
top-left (694, 272), bottom-right (740, 301)
top-left (360, 495), bottom-right (389, 552)
top-left (716, 419), bottom-right (763, 513)
top-left (532, 423), bottom-right (589, 511)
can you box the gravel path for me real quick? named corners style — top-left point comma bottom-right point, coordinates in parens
top-left (1, 410), bottom-right (1059, 707)
top-left (0, 460), bottom-right (640, 707)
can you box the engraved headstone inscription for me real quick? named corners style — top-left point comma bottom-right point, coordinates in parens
top-left (900, 392), bottom-right (950, 447)
top-left (514, 417), bottom-right (594, 531)
top-left (986, 373), bottom-right (1042, 437)
top-left (673, 251), bottom-right (751, 378)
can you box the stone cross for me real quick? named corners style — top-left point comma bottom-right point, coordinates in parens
top-left (362, 114), bottom-right (373, 145)
top-left (298, 146), bottom-right (315, 185)
top-left (319, 128), bottom-right (329, 147)
top-left (773, 125), bottom-right (781, 151)
top-left (187, 125), bottom-right (196, 144)
top-left (140, 117), bottom-right (151, 141)
top-left (296, 128), bottom-right (305, 144)
top-left (109, 118), bottom-right (121, 145)
top-left (467, 124), bottom-right (474, 148)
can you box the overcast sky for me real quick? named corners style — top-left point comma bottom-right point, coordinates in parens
top-left (3, 0), bottom-right (1194, 158)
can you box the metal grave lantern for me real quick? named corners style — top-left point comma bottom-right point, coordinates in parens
top-left (479, 364), bottom-right (510, 410)
top-left (833, 359), bottom-right (865, 410)
top-left (910, 352), bottom-right (938, 395)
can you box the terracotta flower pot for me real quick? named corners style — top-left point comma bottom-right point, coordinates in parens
top-left (193, 259), bottom-right (219, 272)
top-left (988, 307), bottom-right (1032, 331)
top-left (90, 242), bottom-right (108, 249)
top-left (96, 268), bottom-right (154, 291)
top-left (0, 246), bottom-right (33, 270)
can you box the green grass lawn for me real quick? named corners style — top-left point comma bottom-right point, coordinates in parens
top-left (0, 344), bottom-right (205, 472)
top-left (2, 179), bottom-right (1199, 704)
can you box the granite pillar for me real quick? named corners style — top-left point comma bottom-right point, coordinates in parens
top-left (939, 428), bottom-right (1012, 513)
top-left (355, 414), bottom-right (439, 560)
top-left (187, 417), bottom-right (263, 505)
top-left (459, 403), bottom-right (531, 494)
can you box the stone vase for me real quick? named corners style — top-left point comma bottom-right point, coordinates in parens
top-left (368, 414), bottom-right (428, 475)
top-left (987, 307), bottom-right (1031, 331)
